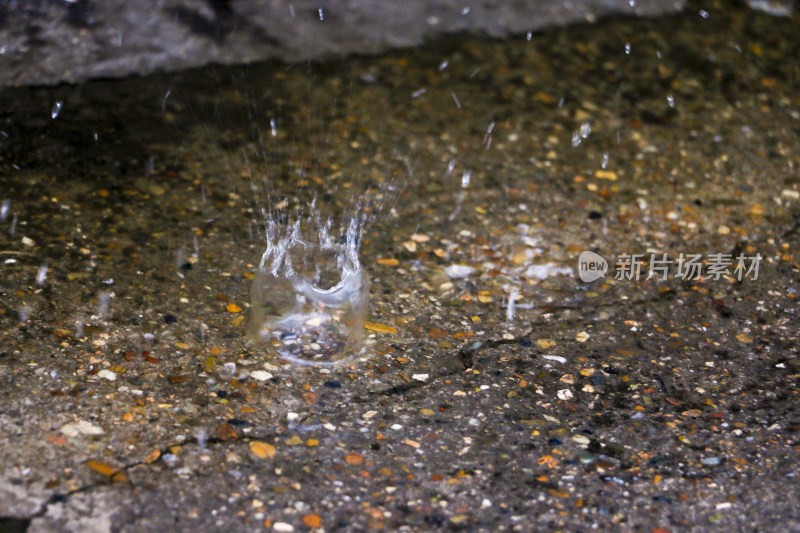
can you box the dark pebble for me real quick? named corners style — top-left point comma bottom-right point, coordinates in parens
top-left (590, 375), bottom-right (606, 386)
top-left (588, 210), bottom-right (603, 219)
top-left (323, 380), bottom-right (341, 389)
top-left (164, 314), bottom-right (177, 324)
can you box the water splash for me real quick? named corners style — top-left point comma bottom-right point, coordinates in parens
top-left (247, 198), bottom-right (373, 366)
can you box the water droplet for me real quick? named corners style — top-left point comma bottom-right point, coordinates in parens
top-left (625, 42), bottom-right (631, 55)
top-left (446, 159), bottom-right (456, 175)
top-left (579, 122), bottom-right (591, 138)
top-left (0, 199), bottom-right (9, 221)
top-left (51, 101), bottom-right (63, 119)
top-left (75, 320), bottom-right (84, 338)
top-left (460, 7), bottom-right (471, 15)
top-left (318, 8), bottom-right (324, 20)
top-left (699, 9), bottom-right (710, 18)
top-left (526, 32), bottom-right (532, 41)
top-left (270, 117), bottom-right (277, 137)
top-left (451, 92), bottom-right (462, 109)
top-left (667, 95), bottom-right (675, 108)
top-left (438, 60), bottom-right (449, 71)
top-left (411, 88), bottom-right (426, 98)
top-left (601, 153), bottom-right (609, 169)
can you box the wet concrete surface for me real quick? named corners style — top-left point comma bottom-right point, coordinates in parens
top-left (1, 1), bottom-right (799, 531)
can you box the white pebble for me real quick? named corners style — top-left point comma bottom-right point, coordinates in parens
top-left (61, 420), bottom-right (104, 437)
top-left (250, 370), bottom-right (273, 381)
top-left (445, 264), bottom-right (475, 279)
top-left (97, 369), bottom-right (117, 381)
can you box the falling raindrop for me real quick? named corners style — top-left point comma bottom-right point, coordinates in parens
top-left (97, 291), bottom-right (111, 317)
top-left (667, 95), bottom-right (675, 108)
top-left (411, 88), bottom-right (426, 98)
top-left (0, 199), bottom-right (9, 221)
top-left (36, 264), bottom-right (48, 285)
top-left (699, 9), bottom-right (710, 18)
top-left (51, 101), bottom-right (63, 119)
top-left (461, 170), bottom-right (472, 188)
top-left (483, 122), bottom-right (495, 149)
top-left (161, 90), bottom-right (171, 114)
top-left (318, 8), bottom-right (324, 21)
top-left (438, 60), bottom-right (449, 71)
top-left (506, 287), bottom-right (519, 322)
top-left (270, 117), bottom-right (277, 137)
top-left (196, 428), bottom-right (208, 450)
top-left (75, 320), bottom-right (84, 338)
top-left (625, 42), bottom-right (631, 55)
top-left (601, 152), bottom-right (609, 169)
